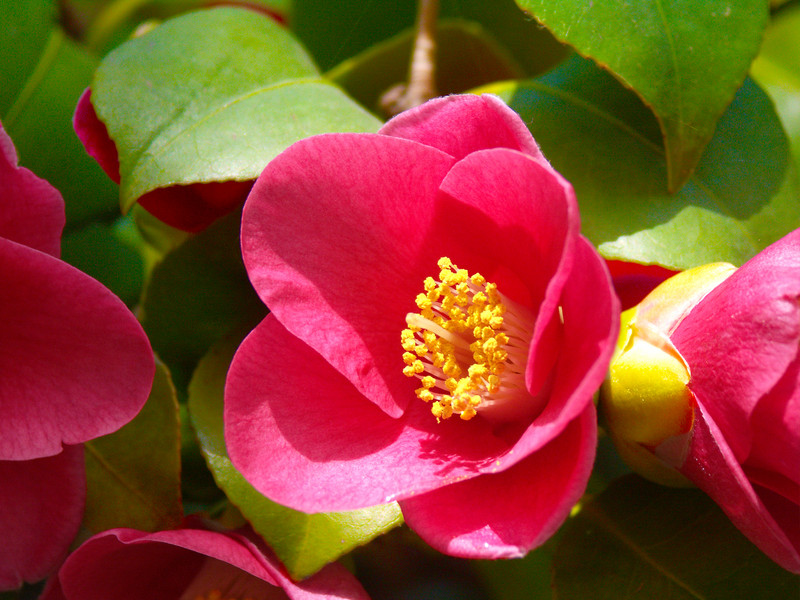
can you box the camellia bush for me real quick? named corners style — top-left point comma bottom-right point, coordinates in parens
top-left (1, 0), bottom-right (798, 598)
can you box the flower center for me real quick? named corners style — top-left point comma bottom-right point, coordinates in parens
top-left (401, 257), bottom-right (534, 422)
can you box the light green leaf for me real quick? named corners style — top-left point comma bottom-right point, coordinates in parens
top-left (483, 55), bottom-right (800, 269)
top-left (91, 7), bottom-right (380, 215)
top-left (751, 3), bottom-right (800, 167)
top-left (514, 0), bottom-right (768, 191)
top-left (83, 360), bottom-right (182, 533)
top-left (188, 333), bottom-right (404, 580)
top-left (553, 475), bottom-right (799, 599)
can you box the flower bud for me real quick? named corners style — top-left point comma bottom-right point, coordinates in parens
top-left (600, 263), bottom-right (736, 486)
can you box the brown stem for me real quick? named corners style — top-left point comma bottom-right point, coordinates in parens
top-left (380, 0), bottom-right (439, 117)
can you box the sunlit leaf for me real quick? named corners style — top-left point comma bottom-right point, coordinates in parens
top-left (90, 7), bottom-right (380, 216)
top-left (751, 3), bottom-right (800, 166)
top-left (483, 55), bottom-right (800, 270)
top-left (514, 0), bottom-right (768, 191)
top-left (188, 333), bottom-right (404, 580)
top-left (553, 475), bottom-right (799, 599)
top-left (83, 360), bottom-right (182, 533)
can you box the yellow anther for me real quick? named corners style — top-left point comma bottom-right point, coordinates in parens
top-left (402, 257), bottom-right (527, 422)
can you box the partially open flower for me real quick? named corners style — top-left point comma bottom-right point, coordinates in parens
top-left (40, 525), bottom-right (370, 600)
top-left (601, 229), bottom-right (800, 572)
top-left (0, 123), bottom-right (154, 589)
top-left (225, 94), bottom-right (619, 558)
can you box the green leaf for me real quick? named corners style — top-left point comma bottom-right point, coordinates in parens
top-left (141, 209), bottom-right (265, 393)
top-left (553, 475), bottom-right (799, 599)
top-left (0, 0), bottom-right (56, 114)
top-left (1, 15), bottom-right (119, 225)
top-left (514, 0), bottom-right (769, 191)
top-left (188, 333), bottom-right (404, 580)
top-left (328, 19), bottom-right (526, 116)
top-left (482, 55), bottom-right (800, 270)
top-left (751, 3), bottom-right (800, 167)
top-left (83, 360), bottom-right (182, 533)
top-left (91, 6), bottom-right (380, 214)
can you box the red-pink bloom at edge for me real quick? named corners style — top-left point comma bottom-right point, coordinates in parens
top-left (40, 525), bottom-right (371, 600)
top-left (225, 95), bottom-right (620, 558)
top-left (673, 230), bottom-right (800, 572)
top-left (0, 122), bottom-right (155, 589)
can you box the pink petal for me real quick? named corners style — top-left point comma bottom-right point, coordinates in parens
top-left (52, 527), bottom-right (369, 600)
top-left (380, 94), bottom-right (544, 162)
top-left (242, 133), bottom-right (456, 417)
top-left (0, 238), bottom-right (154, 460)
top-left (225, 314), bottom-right (513, 512)
top-left (680, 401), bottom-right (800, 573)
top-left (0, 446), bottom-right (85, 590)
top-left (0, 122), bottom-right (64, 257)
top-left (673, 229), bottom-right (800, 461)
top-left (744, 347), bottom-right (800, 497)
top-left (399, 404), bottom-right (596, 558)
top-left (507, 237), bottom-right (619, 463)
top-left (72, 89), bottom-right (120, 184)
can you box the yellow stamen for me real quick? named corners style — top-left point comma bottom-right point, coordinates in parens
top-left (401, 257), bottom-right (536, 422)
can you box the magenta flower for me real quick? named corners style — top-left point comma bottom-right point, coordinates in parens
top-left (0, 123), bottom-right (154, 589)
top-left (602, 229), bottom-right (800, 572)
top-left (41, 525), bottom-right (370, 600)
top-left (224, 95), bottom-right (619, 558)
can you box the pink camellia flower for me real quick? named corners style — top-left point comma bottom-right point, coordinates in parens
top-left (41, 524), bottom-right (370, 600)
top-left (601, 228), bottom-right (800, 572)
top-left (0, 123), bottom-right (154, 589)
top-left (224, 94), bottom-right (619, 558)
top-left (73, 90), bottom-right (252, 233)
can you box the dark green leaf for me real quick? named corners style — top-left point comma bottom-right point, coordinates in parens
top-left (61, 216), bottom-right (145, 307)
top-left (484, 55), bottom-right (800, 269)
top-left (514, 0), bottom-right (768, 191)
top-left (328, 19), bottom-right (525, 116)
top-left (553, 475), bottom-right (799, 599)
top-left (0, 0), bottom-right (56, 114)
top-left (91, 7), bottom-right (380, 214)
top-left (141, 210), bottom-right (265, 393)
top-left (188, 333), bottom-right (404, 580)
top-left (83, 360), bottom-right (182, 533)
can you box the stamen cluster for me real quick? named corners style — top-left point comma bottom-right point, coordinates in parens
top-left (401, 257), bottom-right (528, 421)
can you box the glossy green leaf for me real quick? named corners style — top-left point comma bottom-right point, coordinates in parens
top-left (2, 18), bottom-right (118, 225)
top-left (294, 0), bottom-right (565, 75)
top-left (83, 360), bottom-right (182, 533)
top-left (751, 3), bottom-right (800, 166)
top-left (482, 55), bottom-right (800, 270)
top-left (141, 210), bottom-right (265, 393)
top-left (328, 19), bottom-right (525, 116)
top-left (188, 333), bottom-right (404, 580)
top-left (515, 0), bottom-right (768, 191)
top-left (553, 475), bottom-right (799, 599)
top-left (91, 7), bottom-right (380, 215)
